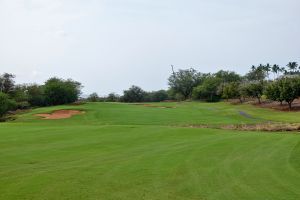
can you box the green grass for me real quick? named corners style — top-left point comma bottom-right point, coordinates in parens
top-left (0, 102), bottom-right (300, 200)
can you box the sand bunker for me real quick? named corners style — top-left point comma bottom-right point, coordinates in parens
top-left (35, 110), bottom-right (84, 120)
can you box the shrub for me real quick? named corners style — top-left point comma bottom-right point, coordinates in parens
top-left (278, 77), bottom-right (300, 110)
top-left (192, 77), bottom-right (221, 102)
top-left (106, 93), bottom-right (120, 102)
top-left (87, 93), bottom-right (100, 102)
top-left (121, 86), bottom-right (146, 103)
top-left (0, 92), bottom-right (16, 117)
top-left (242, 82), bottom-right (265, 104)
top-left (44, 78), bottom-right (82, 105)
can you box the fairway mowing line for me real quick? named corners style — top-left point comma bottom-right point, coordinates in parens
top-left (132, 103), bottom-right (176, 109)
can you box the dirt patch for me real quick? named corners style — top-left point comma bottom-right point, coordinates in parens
top-left (133, 104), bottom-right (176, 109)
top-left (35, 110), bottom-right (84, 120)
top-left (230, 99), bottom-right (300, 112)
top-left (221, 123), bottom-right (300, 132)
top-left (186, 123), bottom-right (300, 132)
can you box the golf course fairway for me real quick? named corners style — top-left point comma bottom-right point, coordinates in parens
top-left (0, 102), bottom-right (299, 200)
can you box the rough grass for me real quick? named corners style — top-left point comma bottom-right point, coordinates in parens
top-left (0, 102), bottom-right (300, 200)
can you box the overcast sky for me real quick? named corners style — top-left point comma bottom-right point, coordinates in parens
top-left (0, 0), bottom-right (299, 95)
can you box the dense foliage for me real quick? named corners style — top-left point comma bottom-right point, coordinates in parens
top-left (0, 92), bottom-right (16, 117)
top-left (278, 78), bottom-right (300, 109)
top-left (0, 74), bottom-right (82, 119)
top-left (44, 78), bottom-right (82, 105)
top-left (192, 76), bottom-right (222, 102)
top-left (1, 61), bottom-right (300, 119)
top-left (0, 73), bottom-right (15, 94)
top-left (121, 86), bottom-right (146, 103)
top-left (167, 62), bottom-right (300, 109)
top-left (168, 68), bottom-right (206, 99)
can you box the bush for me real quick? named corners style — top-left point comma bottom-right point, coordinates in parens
top-left (15, 101), bottom-right (31, 110)
top-left (0, 92), bottom-right (16, 117)
top-left (265, 81), bottom-right (284, 105)
top-left (121, 86), bottom-right (146, 103)
top-left (144, 90), bottom-right (169, 102)
top-left (27, 84), bottom-right (46, 107)
top-left (278, 77), bottom-right (300, 110)
top-left (221, 82), bottom-right (242, 102)
top-left (168, 68), bottom-right (207, 99)
top-left (9, 84), bottom-right (29, 103)
top-left (106, 93), bottom-right (120, 102)
top-left (44, 78), bottom-right (82, 105)
top-left (87, 93), bottom-right (100, 102)
top-left (192, 77), bottom-right (221, 102)
top-left (242, 81), bottom-right (265, 104)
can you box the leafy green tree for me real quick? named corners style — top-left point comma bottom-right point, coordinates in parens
top-left (144, 90), bottom-right (169, 102)
top-left (192, 76), bottom-right (222, 102)
top-left (0, 92), bottom-right (16, 118)
top-left (8, 84), bottom-right (31, 109)
top-left (166, 88), bottom-right (182, 101)
top-left (27, 84), bottom-right (46, 107)
top-left (87, 93), bottom-right (100, 102)
top-left (221, 82), bottom-right (243, 102)
top-left (246, 65), bottom-right (267, 81)
top-left (0, 73), bottom-right (15, 94)
top-left (168, 68), bottom-right (207, 99)
top-left (151, 90), bottom-right (169, 102)
top-left (243, 82), bottom-right (265, 104)
top-left (215, 70), bottom-right (241, 83)
top-left (278, 77), bottom-right (300, 110)
top-left (44, 78), bottom-right (82, 105)
top-left (9, 84), bottom-right (29, 102)
top-left (106, 93), bottom-right (120, 102)
top-left (215, 70), bottom-right (241, 95)
top-left (265, 81), bottom-right (284, 105)
top-left (121, 86), bottom-right (146, 102)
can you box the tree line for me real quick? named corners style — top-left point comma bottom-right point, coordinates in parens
top-left (0, 74), bottom-right (81, 119)
top-left (1, 61), bottom-right (300, 119)
top-left (167, 62), bottom-right (300, 109)
top-left (88, 62), bottom-right (300, 110)
top-left (87, 87), bottom-right (170, 103)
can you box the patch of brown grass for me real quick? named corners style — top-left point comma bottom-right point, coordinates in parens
top-left (186, 123), bottom-right (300, 132)
top-left (221, 123), bottom-right (300, 132)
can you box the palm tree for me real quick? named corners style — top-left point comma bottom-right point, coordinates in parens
top-left (271, 64), bottom-right (280, 79)
top-left (280, 67), bottom-right (287, 75)
top-left (257, 64), bottom-right (264, 70)
top-left (264, 63), bottom-right (271, 79)
top-left (254, 64), bottom-right (267, 81)
top-left (287, 62), bottom-right (298, 74)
